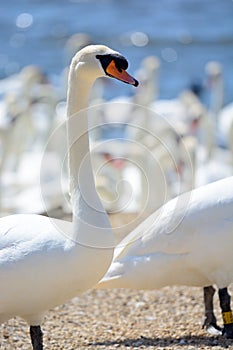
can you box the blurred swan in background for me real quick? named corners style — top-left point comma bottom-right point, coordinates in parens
top-left (0, 66), bottom-right (60, 215)
top-left (205, 61), bottom-right (233, 154)
top-left (193, 62), bottom-right (233, 187)
top-left (91, 55), bottom-right (193, 214)
top-left (0, 45), bottom-right (232, 217)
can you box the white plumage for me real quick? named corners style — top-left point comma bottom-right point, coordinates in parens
top-left (99, 176), bottom-right (233, 289)
top-left (97, 176), bottom-right (233, 337)
top-left (0, 214), bottom-right (111, 325)
top-left (0, 44), bottom-right (138, 349)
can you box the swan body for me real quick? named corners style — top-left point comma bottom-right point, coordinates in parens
top-left (98, 176), bottom-right (233, 290)
top-left (0, 214), bottom-right (111, 325)
top-left (0, 45), bottom-right (138, 349)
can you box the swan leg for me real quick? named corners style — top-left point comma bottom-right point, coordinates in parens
top-left (203, 286), bottom-right (222, 335)
top-left (218, 287), bottom-right (233, 338)
top-left (30, 325), bottom-right (43, 350)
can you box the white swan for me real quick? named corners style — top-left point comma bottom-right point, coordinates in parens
top-left (205, 60), bottom-right (233, 151)
top-left (0, 45), bottom-right (138, 349)
top-left (97, 176), bottom-right (233, 338)
top-left (191, 62), bottom-right (233, 188)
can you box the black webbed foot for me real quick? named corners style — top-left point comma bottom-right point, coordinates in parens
top-left (218, 288), bottom-right (233, 339)
top-left (203, 286), bottom-right (222, 335)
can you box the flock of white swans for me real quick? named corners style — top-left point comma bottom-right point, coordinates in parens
top-left (0, 43), bottom-right (233, 349)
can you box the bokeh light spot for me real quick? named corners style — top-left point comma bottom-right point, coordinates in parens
top-left (16, 13), bottom-right (33, 29)
top-left (131, 32), bottom-right (149, 47)
top-left (161, 47), bottom-right (178, 63)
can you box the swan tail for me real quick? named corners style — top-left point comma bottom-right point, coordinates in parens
top-left (95, 261), bottom-right (127, 289)
top-left (96, 275), bottom-right (123, 289)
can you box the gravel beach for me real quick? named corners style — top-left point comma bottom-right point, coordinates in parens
top-left (1, 213), bottom-right (233, 349)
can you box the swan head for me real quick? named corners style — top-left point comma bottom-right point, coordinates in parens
top-left (71, 45), bottom-right (139, 87)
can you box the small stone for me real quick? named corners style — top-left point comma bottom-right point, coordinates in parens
top-left (133, 340), bottom-right (143, 346)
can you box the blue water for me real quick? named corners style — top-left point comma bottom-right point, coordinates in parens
top-left (1, 0), bottom-right (233, 104)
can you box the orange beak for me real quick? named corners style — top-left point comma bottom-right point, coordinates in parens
top-left (106, 60), bottom-right (139, 87)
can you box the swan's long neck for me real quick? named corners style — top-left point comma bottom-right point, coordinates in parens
top-left (67, 67), bottom-right (92, 196)
top-left (210, 76), bottom-right (224, 125)
top-left (66, 61), bottom-right (112, 245)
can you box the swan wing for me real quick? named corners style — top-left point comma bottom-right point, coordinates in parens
top-left (114, 176), bottom-right (233, 260)
top-left (98, 177), bottom-right (233, 289)
top-left (0, 214), bottom-right (72, 259)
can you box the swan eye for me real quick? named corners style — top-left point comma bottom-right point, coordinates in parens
top-left (96, 54), bottom-right (128, 73)
top-left (113, 55), bottom-right (128, 72)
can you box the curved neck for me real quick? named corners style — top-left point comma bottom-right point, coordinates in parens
top-left (209, 77), bottom-right (224, 123)
top-left (67, 68), bottom-right (92, 195)
top-left (65, 59), bottom-right (113, 248)
top-left (66, 65), bottom-right (102, 219)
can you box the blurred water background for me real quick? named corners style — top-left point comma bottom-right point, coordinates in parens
top-left (1, 0), bottom-right (233, 104)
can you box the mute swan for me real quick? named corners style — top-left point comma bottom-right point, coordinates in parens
top-left (0, 45), bottom-right (138, 349)
top-left (0, 77), bottom-right (60, 215)
top-left (191, 62), bottom-right (233, 188)
top-left (97, 176), bottom-right (233, 338)
top-left (205, 60), bottom-right (233, 151)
